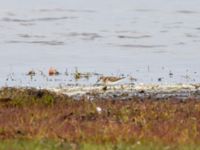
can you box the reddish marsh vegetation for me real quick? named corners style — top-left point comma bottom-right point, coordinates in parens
top-left (0, 88), bottom-right (200, 147)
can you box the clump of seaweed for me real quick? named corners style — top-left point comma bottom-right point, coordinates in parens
top-left (73, 68), bottom-right (91, 80)
top-left (27, 70), bottom-right (36, 76)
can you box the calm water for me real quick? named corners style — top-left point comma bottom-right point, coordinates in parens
top-left (0, 0), bottom-right (200, 87)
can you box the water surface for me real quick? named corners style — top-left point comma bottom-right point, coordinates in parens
top-left (0, 0), bottom-right (200, 87)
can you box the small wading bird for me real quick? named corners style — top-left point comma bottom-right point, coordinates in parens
top-left (97, 76), bottom-right (125, 85)
top-left (48, 67), bottom-right (59, 76)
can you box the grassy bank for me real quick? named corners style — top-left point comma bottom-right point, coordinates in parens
top-left (0, 87), bottom-right (200, 149)
top-left (1, 139), bottom-right (200, 150)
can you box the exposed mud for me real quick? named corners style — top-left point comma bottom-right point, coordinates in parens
top-left (1, 83), bottom-right (200, 101)
top-left (48, 83), bottom-right (200, 100)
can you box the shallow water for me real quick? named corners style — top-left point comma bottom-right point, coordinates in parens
top-left (0, 0), bottom-right (200, 87)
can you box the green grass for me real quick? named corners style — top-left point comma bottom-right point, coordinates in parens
top-left (0, 139), bottom-right (200, 150)
top-left (1, 88), bottom-right (200, 149)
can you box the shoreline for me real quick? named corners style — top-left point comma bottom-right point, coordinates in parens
top-left (1, 83), bottom-right (200, 100)
top-left (48, 83), bottom-right (200, 98)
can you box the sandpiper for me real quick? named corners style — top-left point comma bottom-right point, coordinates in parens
top-left (97, 76), bottom-right (125, 85)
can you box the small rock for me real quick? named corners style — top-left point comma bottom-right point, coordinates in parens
top-left (96, 107), bottom-right (102, 113)
top-left (158, 77), bottom-right (163, 82)
top-left (169, 71), bottom-right (173, 78)
top-left (102, 86), bottom-right (107, 91)
top-left (129, 76), bottom-right (137, 82)
top-left (136, 141), bottom-right (141, 145)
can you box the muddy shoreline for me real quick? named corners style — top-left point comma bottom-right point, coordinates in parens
top-left (1, 83), bottom-right (200, 100)
top-left (47, 83), bottom-right (200, 100)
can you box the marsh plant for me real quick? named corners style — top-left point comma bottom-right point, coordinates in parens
top-left (0, 88), bottom-right (200, 149)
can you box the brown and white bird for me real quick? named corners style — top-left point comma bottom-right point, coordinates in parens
top-left (97, 76), bottom-right (125, 85)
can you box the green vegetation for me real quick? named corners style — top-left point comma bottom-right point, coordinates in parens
top-left (74, 68), bottom-right (91, 80)
top-left (0, 88), bottom-right (200, 149)
top-left (1, 140), bottom-right (200, 150)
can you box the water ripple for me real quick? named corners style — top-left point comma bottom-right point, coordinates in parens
top-left (6, 40), bottom-right (65, 46)
top-left (18, 34), bottom-right (46, 38)
top-left (60, 32), bottom-right (102, 40)
top-left (117, 44), bottom-right (167, 48)
top-left (176, 10), bottom-right (198, 14)
top-left (117, 35), bottom-right (151, 39)
top-left (36, 8), bottom-right (96, 13)
top-left (2, 16), bottom-right (77, 22)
